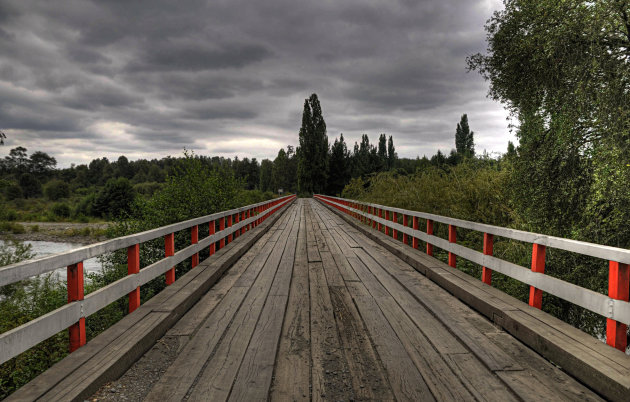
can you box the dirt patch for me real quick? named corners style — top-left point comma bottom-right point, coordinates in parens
top-left (89, 336), bottom-right (185, 401)
top-left (0, 222), bottom-right (109, 243)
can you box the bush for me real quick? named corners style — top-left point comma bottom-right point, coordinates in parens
top-left (18, 174), bottom-right (42, 198)
top-left (51, 203), bottom-right (71, 218)
top-left (44, 180), bottom-right (70, 201)
top-left (92, 178), bottom-right (135, 218)
top-left (0, 222), bottom-right (26, 234)
top-left (3, 182), bottom-right (23, 200)
top-left (0, 208), bottom-right (18, 221)
top-left (133, 182), bottom-right (162, 196)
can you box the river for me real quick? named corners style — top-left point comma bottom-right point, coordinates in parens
top-left (0, 240), bottom-right (104, 277)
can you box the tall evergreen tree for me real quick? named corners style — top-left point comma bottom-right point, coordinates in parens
top-left (297, 93), bottom-right (329, 194)
top-left (455, 114), bottom-right (475, 157)
top-left (259, 159), bottom-right (273, 192)
top-left (327, 134), bottom-right (351, 195)
top-left (387, 135), bottom-right (397, 169)
top-left (377, 134), bottom-right (387, 170)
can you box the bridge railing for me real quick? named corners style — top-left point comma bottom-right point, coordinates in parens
top-left (314, 194), bottom-right (630, 352)
top-left (0, 194), bottom-right (296, 365)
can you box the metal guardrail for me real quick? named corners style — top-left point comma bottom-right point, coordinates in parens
top-left (314, 194), bottom-right (630, 352)
top-left (0, 195), bottom-right (296, 365)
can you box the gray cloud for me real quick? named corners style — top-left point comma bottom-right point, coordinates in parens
top-left (0, 0), bottom-right (511, 166)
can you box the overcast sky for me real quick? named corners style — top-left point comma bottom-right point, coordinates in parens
top-left (0, 0), bottom-right (513, 167)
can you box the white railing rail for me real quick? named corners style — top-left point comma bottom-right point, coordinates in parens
top-left (314, 194), bottom-right (630, 352)
top-left (0, 194), bottom-right (296, 365)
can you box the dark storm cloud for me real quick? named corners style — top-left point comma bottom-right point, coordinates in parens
top-left (0, 0), bottom-right (509, 165)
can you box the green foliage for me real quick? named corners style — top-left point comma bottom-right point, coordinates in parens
top-left (259, 159), bottom-right (273, 192)
top-left (327, 134), bottom-right (351, 195)
top-left (18, 173), bottom-right (41, 198)
top-left (297, 93), bottom-right (329, 195)
top-left (133, 182), bottom-right (162, 197)
top-left (44, 180), bottom-right (70, 201)
top-left (51, 202), bottom-right (71, 218)
top-left (455, 114), bottom-right (475, 157)
top-left (92, 177), bottom-right (135, 219)
top-left (0, 222), bottom-right (26, 234)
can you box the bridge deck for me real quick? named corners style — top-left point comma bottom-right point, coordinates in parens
top-left (93, 199), bottom-right (601, 401)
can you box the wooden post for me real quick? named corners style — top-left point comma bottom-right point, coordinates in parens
top-left (247, 209), bottom-right (251, 230)
top-left (403, 214), bottom-right (408, 245)
top-left (165, 233), bottom-right (175, 285)
top-left (384, 210), bottom-right (390, 235)
top-left (209, 220), bottom-right (216, 256)
top-left (127, 244), bottom-right (140, 313)
top-left (412, 216), bottom-right (419, 249)
top-left (220, 217), bottom-right (226, 249)
top-left (392, 212), bottom-right (397, 240)
top-left (426, 219), bottom-right (434, 256)
top-left (191, 225), bottom-right (199, 268)
top-left (67, 262), bottom-right (86, 352)
top-left (227, 214), bottom-right (233, 243)
top-left (234, 212), bottom-right (239, 238)
top-left (607, 261), bottom-right (629, 351)
top-left (378, 208), bottom-right (382, 231)
top-left (528, 244), bottom-right (546, 309)
top-left (482, 233), bottom-right (493, 285)
top-left (448, 225), bottom-right (457, 268)
top-left (241, 211), bottom-right (246, 235)
top-left (372, 206), bottom-right (376, 229)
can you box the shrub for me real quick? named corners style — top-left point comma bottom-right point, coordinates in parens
top-left (3, 182), bottom-right (23, 200)
top-left (0, 209), bottom-right (18, 221)
top-left (51, 203), bottom-right (71, 218)
top-left (44, 180), bottom-right (70, 201)
top-left (18, 174), bottom-right (42, 198)
top-left (92, 178), bottom-right (135, 218)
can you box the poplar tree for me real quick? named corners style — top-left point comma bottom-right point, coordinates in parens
top-left (455, 114), bottom-right (475, 157)
top-left (297, 93), bottom-right (329, 195)
top-left (387, 135), bottom-right (397, 169)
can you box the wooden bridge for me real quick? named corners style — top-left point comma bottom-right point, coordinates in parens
top-left (2, 196), bottom-right (630, 401)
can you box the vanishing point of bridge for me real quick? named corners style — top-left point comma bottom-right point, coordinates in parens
top-left (2, 197), bottom-right (630, 401)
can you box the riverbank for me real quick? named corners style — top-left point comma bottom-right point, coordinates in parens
top-left (0, 222), bottom-right (110, 244)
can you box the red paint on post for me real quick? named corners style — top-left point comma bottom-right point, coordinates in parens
top-left (384, 210), bottom-right (390, 235)
top-left (191, 225), bottom-right (199, 268)
top-left (528, 244), bottom-right (546, 309)
top-left (67, 262), bottom-right (86, 352)
top-left (220, 217), bottom-right (226, 248)
top-left (412, 216), bottom-right (419, 249)
top-left (392, 212), bottom-right (397, 240)
top-left (482, 233), bottom-right (493, 285)
top-left (209, 220), bottom-right (215, 256)
top-left (165, 233), bottom-right (175, 285)
top-left (448, 224), bottom-right (457, 268)
top-left (607, 261), bottom-right (629, 351)
top-left (241, 211), bottom-right (246, 235)
top-left (403, 214), bottom-right (408, 245)
top-left (127, 244), bottom-right (140, 313)
top-left (378, 208), bottom-right (382, 231)
top-left (227, 215), bottom-right (233, 243)
top-left (426, 219), bottom-right (434, 256)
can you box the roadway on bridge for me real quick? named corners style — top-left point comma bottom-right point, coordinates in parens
top-left (93, 199), bottom-right (601, 401)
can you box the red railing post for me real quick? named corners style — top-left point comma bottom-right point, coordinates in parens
top-left (384, 210), bottom-right (390, 235)
top-left (220, 217), bottom-right (226, 248)
top-left (247, 209), bottom-right (252, 230)
top-left (165, 233), bottom-right (175, 285)
top-left (403, 214), bottom-right (408, 245)
top-left (426, 219), bottom-right (434, 256)
top-left (392, 212), bottom-right (397, 240)
top-left (412, 216), bottom-right (419, 249)
top-left (528, 244), bottom-right (546, 309)
top-left (482, 233), bottom-right (493, 285)
top-left (448, 224), bottom-right (457, 268)
top-left (378, 208), bottom-right (382, 232)
top-left (127, 244), bottom-right (140, 313)
top-left (228, 214), bottom-right (233, 243)
top-left (209, 220), bottom-right (216, 256)
top-left (607, 261), bottom-right (629, 351)
top-left (67, 262), bottom-right (86, 352)
top-left (241, 211), bottom-right (246, 235)
top-left (191, 225), bottom-right (199, 268)
top-left (234, 213), bottom-right (239, 239)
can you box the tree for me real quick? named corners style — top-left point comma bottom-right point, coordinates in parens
top-left (455, 114), bottom-right (474, 158)
top-left (18, 173), bottom-right (42, 198)
top-left (327, 134), bottom-right (351, 195)
top-left (0, 131), bottom-right (6, 145)
top-left (29, 151), bottom-right (57, 174)
top-left (387, 135), bottom-right (397, 169)
top-left (5, 147), bottom-right (29, 171)
top-left (272, 148), bottom-right (290, 192)
top-left (44, 180), bottom-right (70, 201)
top-left (259, 159), bottom-right (273, 192)
top-left (92, 177), bottom-right (136, 218)
top-left (377, 134), bottom-right (387, 171)
top-left (297, 93), bottom-right (329, 195)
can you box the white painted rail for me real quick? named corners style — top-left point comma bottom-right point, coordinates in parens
top-left (315, 194), bottom-right (630, 352)
top-left (0, 195), bottom-right (296, 365)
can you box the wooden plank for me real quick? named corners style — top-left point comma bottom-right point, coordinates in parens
top-left (444, 353), bottom-right (518, 402)
top-left (270, 203), bottom-right (311, 401)
top-left (487, 332), bottom-right (604, 401)
top-left (187, 210), bottom-right (295, 401)
top-left (144, 212), bottom-right (293, 401)
top-left (228, 207), bottom-right (300, 401)
top-left (309, 261), bottom-right (353, 401)
top-left (345, 281), bottom-right (436, 401)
